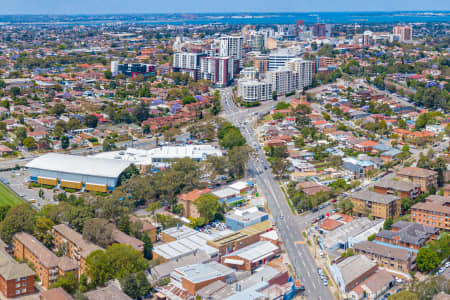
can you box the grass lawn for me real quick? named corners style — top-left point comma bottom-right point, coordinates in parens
top-left (0, 182), bottom-right (24, 207)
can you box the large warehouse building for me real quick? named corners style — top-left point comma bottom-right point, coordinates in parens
top-left (26, 153), bottom-right (131, 192)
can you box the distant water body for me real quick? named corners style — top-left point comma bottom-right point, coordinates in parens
top-left (0, 11), bottom-right (449, 25)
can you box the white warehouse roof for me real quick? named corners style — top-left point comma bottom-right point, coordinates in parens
top-left (26, 153), bottom-right (131, 178)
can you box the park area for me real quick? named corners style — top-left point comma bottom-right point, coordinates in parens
top-left (0, 182), bottom-right (24, 207)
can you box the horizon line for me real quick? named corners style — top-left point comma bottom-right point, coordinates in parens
top-left (0, 10), bottom-right (449, 17)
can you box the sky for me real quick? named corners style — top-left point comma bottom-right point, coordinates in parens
top-left (1, 0), bottom-right (449, 15)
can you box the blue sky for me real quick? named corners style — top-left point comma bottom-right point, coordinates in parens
top-left (1, 0), bottom-right (449, 14)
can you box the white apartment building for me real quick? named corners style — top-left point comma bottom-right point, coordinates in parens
top-left (173, 52), bottom-right (201, 70)
top-left (266, 68), bottom-right (298, 96)
top-left (238, 79), bottom-right (273, 103)
top-left (268, 48), bottom-right (299, 71)
top-left (286, 58), bottom-right (314, 91)
top-left (218, 35), bottom-right (244, 62)
top-left (393, 25), bottom-right (412, 42)
top-left (111, 61), bottom-right (119, 76)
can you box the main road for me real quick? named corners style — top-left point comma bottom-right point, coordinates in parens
top-left (220, 88), bottom-right (334, 300)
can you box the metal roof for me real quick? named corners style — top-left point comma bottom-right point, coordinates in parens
top-left (27, 153), bottom-right (131, 178)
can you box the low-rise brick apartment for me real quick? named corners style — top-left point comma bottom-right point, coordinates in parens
top-left (13, 232), bottom-right (78, 289)
top-left (396, 167), bottom-right (438, 193)
top-left (52, 224), bottom-right (103, 276)
top-left (0, 239), bottom-right (35, 298)
top-left (411, 195), bottom-right (450, 230)
top-left (350, 190), bottom-right (401, 219)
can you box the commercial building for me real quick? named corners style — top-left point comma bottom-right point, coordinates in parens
top-left (27, 153), bottom-right (131, 192)
top-left (411, 195), bottom-right (450, 230)
top-left (225, 207), bottom-right (269, 231)
top-left (323, 217), bottom-right (384, 250)
top-left (207, 220), bottom-right (272, 256)
top-left (351, 190), bottom-right (401, 219)
top-left (237, 79), bottom-right (273, 103)
top-left (199, 56), bottom-right (234, 87)
top-left (266, 68), bottom-right (298, 96)
top-left (286, 58), bottom-right (314, 91)
top-left (396, 167), bottom-right (438, 193)
top-left (330, 255), bottom-right (378, 294)
top-left (0, 239), bottom-right (34, 298)
top-left (13, 232), bottom-right (78, 289)
top-left (114, 62), bottom-right (156, 78)
top-left (353, 241), bottom-right (416, 273)
top-left (171, 261), bottom-right (234, 295)
top-left (52, 224), bottom-right (103, 275)
top-left (221, 241), bottom-right (279, 271)
top-left (94, 145), bottom-right (222, 169)
top-left (153, 228), bottom-right (219, 262)
top-left (375, 221), bottom-right (439, 251)
top-left (393, 25), bottom-right (413, 42)
top-left (347, 270), bottom-right (395, 300)
top-left (313, 23), bottom-right (327, 37)
top-left (373, 178), bottom-right (421, 199)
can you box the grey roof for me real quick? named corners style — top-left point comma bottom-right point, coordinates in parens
top-left (27, 153), bottom-right (131, 178)
top-left (372, 143), bottom-right (392, 152)
top-left (354, 241), bottom-right (413, 262)
top-left (197, 280), bottom-right (235, 300)
top-left (374, 178), bottom-right (420, 192)
top-left (174, 261), bottom-right (232, 284)
top-left (351, 190), bottom-right (399, 204)
top-left (84, 286), bottom-right (131, 300)
top-left (361, 270), bottom-right (394, 293)
top-left (223, 241), bottom-right (279, 263)
top-left (336, 255), bottom-right (376, 286)
top-left (0, 244), bottom-right (34, 280)
top-left (381, 149), bottom-right (402, 157)
top-left (376, 221), bottom-right (439, 246)
top-left (151, 250), bottom-right (211, 280)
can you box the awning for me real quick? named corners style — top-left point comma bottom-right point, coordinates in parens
top-left (223, 258), bottom-right (245, 266)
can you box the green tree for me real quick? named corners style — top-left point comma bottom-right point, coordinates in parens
top-left (387, 291), bottom-right (418, 300)
top-left (118, 214), bottom-right (130, 235)
top-left (22, 137), bottom-right (37, 150)
top-left (416, 247), bottom-right (440, 272)
top-left (84, 114), bottom-right (98, 128)
top-left (15, 127), bottom-right (27, 145)
top-left (383, 218), bottom-right (393, 230)
top-left (141, 233), bottom-right (153, 260)
top-left (275, 102), bottom-right (290, 109)
top-left (82, 218), bottom-right (114, 248)
top-left (86, 244), bottom-right (148, 286)
top-left (272, 112), bottom-right (285, 120)
top-left (0, 204), bottom-right (36, 243)
top-left (194, 194), bottom-right (220, 222)
top-left (133, 101), bottom-right (149, 123)
top-left (102, 138), bottom-right (116, 152)
top-left (61, 135), bottom-right (70, 149)
top-left (51, 103), bottom-right (66, 116)
top-left (50, 272), bottom-right (77, 294)
top-left (120, 271), bottom-right (151, 299)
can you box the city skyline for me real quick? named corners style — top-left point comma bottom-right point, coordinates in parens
top-left (1, 0), bottom-right (449, 15)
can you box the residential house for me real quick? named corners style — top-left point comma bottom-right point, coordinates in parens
top-left (40, 288), bottom-right (74, 300)
top-left (348, 270), bottom-right (394, 300)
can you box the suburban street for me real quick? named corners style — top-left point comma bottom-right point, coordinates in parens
top-left (220, 88), bottom-right (334, 300)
